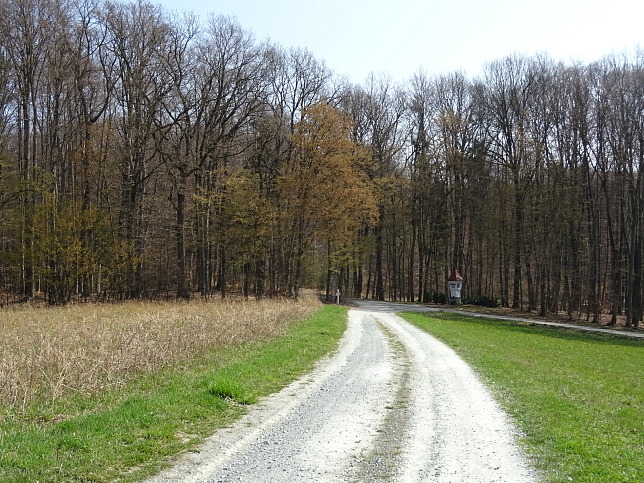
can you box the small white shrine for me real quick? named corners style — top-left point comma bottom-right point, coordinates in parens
top-left (447, 268), bottom-right (463, 304)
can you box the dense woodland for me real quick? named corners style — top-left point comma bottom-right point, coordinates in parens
top-left (0, 0), bottom-right (643, 326)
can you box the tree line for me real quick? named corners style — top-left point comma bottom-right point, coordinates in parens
top-left (0, 0), bottom-right (642, 326)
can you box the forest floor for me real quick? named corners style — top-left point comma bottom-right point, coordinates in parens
top-left (443, 303), bottom-right (644, 333)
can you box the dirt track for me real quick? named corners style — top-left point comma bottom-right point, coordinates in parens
top-left (148, 303), bottom-right (537, 482)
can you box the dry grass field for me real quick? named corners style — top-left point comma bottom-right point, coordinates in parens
top-left (0, 296), bottom-right (320, 417)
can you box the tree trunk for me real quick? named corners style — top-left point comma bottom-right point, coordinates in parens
top-left (512, 185), bottom-right (523, 309)
top-left (375, 224), bottom-right (385, 301)
top-left (176, 190), bottom-right (189, 299)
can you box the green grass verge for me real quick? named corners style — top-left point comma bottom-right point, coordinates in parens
top-left (402, 311), bottom-right (644, 483)
top-left (0, 304), bottom-right (347, 482)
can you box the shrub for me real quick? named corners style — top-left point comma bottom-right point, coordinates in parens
top-left (463, 295), bottom-right (500, 308)
top-left (431, 292), bottom-right (447, 304)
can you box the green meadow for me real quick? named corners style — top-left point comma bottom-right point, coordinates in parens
top-left (403, 311), bottom-right (643, 483)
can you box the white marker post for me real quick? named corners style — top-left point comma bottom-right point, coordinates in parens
top-left (336, 289), bottom-right (340, 305)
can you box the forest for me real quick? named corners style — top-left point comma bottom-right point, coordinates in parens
top-left (0, 0), bottom-right (642, 327)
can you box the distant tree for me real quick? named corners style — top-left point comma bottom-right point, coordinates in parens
top-left (151, 11), bottom-right (198, 299)
top-left (601, 55), bottom-right (644, 327)
top-left (357, 75), bottom-right (407, 301)
top-left (102, 0), bottom-right (174, 297)
top-left (257, 46), bottom-right (334, 296)
top-left (215, 169), bottom-right (273, 298)
top-left (483, 55), bottom-right (541, 309)
top-left (279, 101), bottom-right (378, 298)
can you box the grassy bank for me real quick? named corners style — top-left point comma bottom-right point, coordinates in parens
top-left (0, 300), bottom-right (347, 482)
top-left (402, 311), bottom-right (643, 483)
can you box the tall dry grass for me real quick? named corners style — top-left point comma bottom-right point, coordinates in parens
top-left (0, 296), bottom-right (320, 416)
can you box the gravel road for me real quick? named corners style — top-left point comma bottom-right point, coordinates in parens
top-left (148, 303), bottom-right (537, 482)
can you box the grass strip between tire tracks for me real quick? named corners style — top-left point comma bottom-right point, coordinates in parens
top-left (0, 304), bottom-right (347, 482)
top-left (402, 311), bottom-right (643, 483)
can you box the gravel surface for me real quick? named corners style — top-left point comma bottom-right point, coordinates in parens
top-left (148, 304), bottom-right (538, 482)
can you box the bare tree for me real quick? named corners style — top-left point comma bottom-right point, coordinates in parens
top-left (359, 75), bottom-right (407, 300)
top-left (483, 55), bottom-right (541, 309)
top-left (155, 15), bottom-right (268, 298)
top-left (101, 0), bottom-right (174, 297)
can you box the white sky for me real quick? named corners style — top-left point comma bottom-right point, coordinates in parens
top-left (156, 0), bottom-right (643, 84)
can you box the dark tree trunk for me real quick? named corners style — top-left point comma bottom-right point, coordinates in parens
top-left (176, 190), bottom-right (189, 299)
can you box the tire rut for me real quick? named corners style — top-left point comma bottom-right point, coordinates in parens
top-left (348, 317), bottom-right (414, 482)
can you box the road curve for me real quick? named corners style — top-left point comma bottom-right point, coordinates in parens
top-left (351, 298), bottom-right (644, 340)
top-left (148, 307), bottom-right (537, 482)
